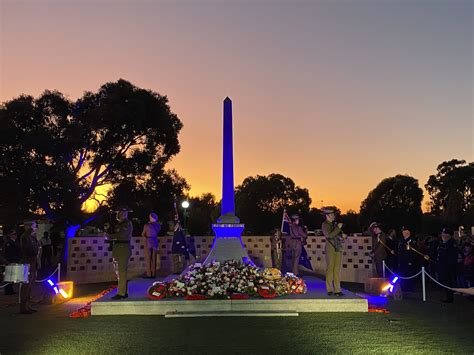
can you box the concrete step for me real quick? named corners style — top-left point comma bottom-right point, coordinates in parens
top-left (165, 310), bottom-right (299, 318)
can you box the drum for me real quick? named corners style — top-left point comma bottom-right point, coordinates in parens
top-left (3, 264), bottom-right (30, 283)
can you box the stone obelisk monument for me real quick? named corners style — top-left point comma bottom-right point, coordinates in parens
top-left (203, 97), bottom-right (252, 264)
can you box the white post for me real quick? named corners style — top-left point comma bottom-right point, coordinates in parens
top-left (57, 263), bottom-right (61, 283)
top-left (422, 267), bottom-right (426, 302)
top-left (382, 260), bottom-right (386, 279)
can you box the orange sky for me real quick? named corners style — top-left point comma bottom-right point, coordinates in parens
top-left (1, 1), bottom-right (472, 213)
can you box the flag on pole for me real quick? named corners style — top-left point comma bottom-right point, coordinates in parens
top-left (171, 202), bottom-right (189, 259)
top-left (281, 208), bottom-right (291, 235)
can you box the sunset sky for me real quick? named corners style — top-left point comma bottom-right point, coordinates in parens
top-left (1, 0), bottom-right (472, 212)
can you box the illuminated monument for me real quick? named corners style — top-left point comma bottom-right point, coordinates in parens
top-left (203, 97), bottom-right (252, 264)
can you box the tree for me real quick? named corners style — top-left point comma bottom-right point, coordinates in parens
top-left (339, 210), bottom-right (361, 234)
top-left (359, 175), bottom-right (423, 232)
top-left (185, 193), bottom-right (217, 236)
top-left (234, 174), bottom-right (311, 235)
top-left (425, 159), bottom-right (473, 226)
top-left (0, 79), bottom-right (184, 229)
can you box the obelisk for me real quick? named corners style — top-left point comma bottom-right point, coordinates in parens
top-left (203, 97), bottom-right (252, 264)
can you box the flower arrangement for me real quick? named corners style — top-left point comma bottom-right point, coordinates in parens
top-left (146, 260), bottom-right (307, 300)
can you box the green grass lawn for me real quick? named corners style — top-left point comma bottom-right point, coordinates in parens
top-left (1, 283), bottom-right (472, 354)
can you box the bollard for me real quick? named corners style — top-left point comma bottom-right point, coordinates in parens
top-left (422, 266), bottom-right (426, 302)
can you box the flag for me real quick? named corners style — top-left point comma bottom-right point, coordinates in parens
top-left (281, 208), bottom-right (291, 235)
top-left (171, 202), bottom-right (189, 259)
top-left (299, 245), bottom-right (313, 270)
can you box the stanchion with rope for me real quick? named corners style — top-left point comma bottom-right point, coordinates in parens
top-left (35, 263), bottom-right (61, 283)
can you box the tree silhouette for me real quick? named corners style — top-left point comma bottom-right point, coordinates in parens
top-left (0, 79), bottom-right (184, 228)
top-left (360, 175), bottom-right (423, 232)
top-left (425, 159), bottom-right (473, 226)
top-left (235, 174), bottom-right (311, 234)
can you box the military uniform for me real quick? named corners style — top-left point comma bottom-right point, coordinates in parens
top-left (290, 223), bottom-right (306, 275)
top-left (19, 228), bottom-right (40, 313)
top-left (142, 221), bottom-right (160, 278)
top-left (271, 230), bottom-right (283, 270)
top-left (372, 232), bottom-right (388, 277)
top-left (397, 236), bottom-right (418, 291)
top-left (109, 219), bottom-right (133, 297)
top-left (322, 220), bottom-right (344, 294)
top-left (437, 237), bottom-right (457, 303)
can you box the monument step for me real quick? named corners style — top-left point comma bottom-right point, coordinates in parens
top-left (164, 310), bottom-right (299, 318)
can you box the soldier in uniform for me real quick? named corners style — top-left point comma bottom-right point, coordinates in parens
top-left (19, 221), bottom-right (40, 314)
top-left (107, 207), bottom-right (133, 300)
top-left (321, 208), bottom-right (346, 296)
top-left (4, 231), bottom-right (21, 295)
top-left (290, 214), bottom-right (307, 275)
top-left (397, 226), bottom-right (417, 292)
top-left (369, 222), bottom-right (395, 277)
top-left (437, 228), bottom-right (458, 303)
top-left (271, 229), bottom-right (283, 270)
top-left (141, 212), bottom-right (161, 279)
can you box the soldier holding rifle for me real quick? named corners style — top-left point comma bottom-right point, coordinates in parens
top-left (104, 207), bottom-right (133, 300)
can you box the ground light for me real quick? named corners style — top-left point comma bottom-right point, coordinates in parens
top-left (381, 276), bottom-right (399, 294)
top-left (47, 279), bottom-right (74, 300)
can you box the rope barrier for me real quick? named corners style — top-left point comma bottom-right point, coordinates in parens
top-left (383, 264), bottom-right (423, 280)
top-left (423, 270), bottom-right (459, 292)
top-left (0, 283), bottom-right (12, 289)
top-left (35, 264), bottom-right (60, 283)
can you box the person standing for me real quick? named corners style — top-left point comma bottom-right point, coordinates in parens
top-left (369, 222), bottom-right (394, 277)
top-left (19, 221), bottom-right (40, 314)
top-left (437, 228), bottom-right (458, 303)
top-left (3, 231), bottom-right (20, 295)
top-left (386, 229), bottom-right (398, 272)
top-left (397, 226), bottom-right (418, 292)
top-left (271, 229), bottom-right (283, 270)
top-left (108, 207), bottom-right (133, 300)
top-left (322, 208), bottom-right (345, 296)
top-left (290, 214), bottom-right (307, 276)
top-left (141, 212), bottom-right (161, 279)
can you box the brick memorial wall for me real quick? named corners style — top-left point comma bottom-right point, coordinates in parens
top-left (67, 235), bottom-right (374, 284)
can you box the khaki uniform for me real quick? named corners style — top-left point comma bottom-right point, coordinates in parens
top-left (271, 231), bottom-right (283, 270)
top-left (19, 229), bottom-right (39, 312)
top-left (290, 224), bottom-right (307, 275)
top-left (142, 222), bottom-right (160, 277)
top-left (322, 221), bottom-right (343, 293)
top-left (109, 220), bottom-right (133, 296)
top-left (372, 232), bottom-right (388, 277)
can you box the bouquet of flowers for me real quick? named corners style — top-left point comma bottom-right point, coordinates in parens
top-left (146, 260), bottom-right (307, 300)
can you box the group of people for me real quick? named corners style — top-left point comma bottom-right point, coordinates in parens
top-left (271, 208), bottom-right (347, 296)
top-left (369, 223), bottom-right (473, 303)
top-left (271, 208), bottom-right (473, 302)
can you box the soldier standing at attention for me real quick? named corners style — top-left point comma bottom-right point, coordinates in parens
top-left (19, 221), bottom-right (40, 314)
top-left (290, 214), bottom-right (307, 275)
top-left (271, 229), bottom-right (283, 271)
top-left (322, 208), bottom-right (346, 296)
top-left (142, 212), bottom-right (161, 279)
top-left (108, 207), bottom-right (133, 300)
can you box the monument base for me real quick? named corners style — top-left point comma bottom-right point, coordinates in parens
top-left (91, 277), bottom-right (368, 316)
top-left (203, 223), bottom-right (252, 265)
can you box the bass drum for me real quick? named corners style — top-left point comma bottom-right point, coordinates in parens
top-left (3, 264), bottom-right (30, 283)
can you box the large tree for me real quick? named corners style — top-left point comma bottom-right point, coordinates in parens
top-left (234, 174), bottom-right (311, 235)
top-left (359, 175), bottom-right (423, 232)
top-left (0, 79), bottom-right (184, 229)
top-left (184, 193), bottom-right (218, 236)
top-left (425, 159), bottom-right (473, 226)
